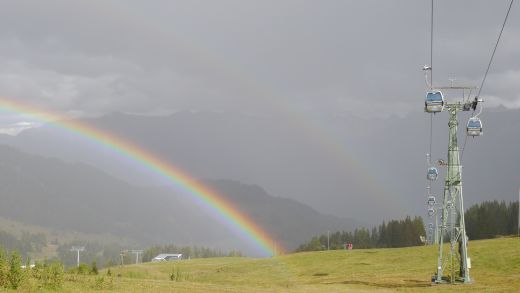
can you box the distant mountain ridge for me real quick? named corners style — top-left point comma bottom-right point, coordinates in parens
top-left (0, 110), bottom-right (396, 223)
top-left (0, 145), bottom-right (358, 255)
top-left (0, 108), bottom-right (517, 225)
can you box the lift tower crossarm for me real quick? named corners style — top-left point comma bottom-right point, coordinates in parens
top-left (432, 86), bottom-right (478, 90)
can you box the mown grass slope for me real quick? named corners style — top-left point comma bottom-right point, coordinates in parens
top-left (16, 237), bottom-right (520, 292)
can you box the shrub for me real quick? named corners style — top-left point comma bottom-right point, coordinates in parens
top-left (91, 276), bottom-right (113, 290)
top-left (77, 263), bottom-right (91, 274)
top-left (8, 251), bottom-right (25, 289)
top-left (91, 261), bottom-right (99, 275)
top-left (0, 249), bottom-right (8, 288)
top-left (43, 261), bottom-right (64, 290)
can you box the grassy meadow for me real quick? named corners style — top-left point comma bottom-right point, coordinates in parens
top-left (11, 237), bottom-right (520, 292)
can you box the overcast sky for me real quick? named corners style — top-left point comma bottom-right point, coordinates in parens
top-left (0, 1), bottom-right (519, 223)
top-left (0, 0), bottom-right (519, 122)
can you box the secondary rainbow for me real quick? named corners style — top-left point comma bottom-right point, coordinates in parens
top-left (0, 98), bottom-right (280, 257)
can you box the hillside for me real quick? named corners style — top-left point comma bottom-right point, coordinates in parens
top-left (18, 237), bottom-right (519, 292)
top-left (1, 109), bottom-right (518, 224)
top-left (0, 145), bottom-right (357, 255)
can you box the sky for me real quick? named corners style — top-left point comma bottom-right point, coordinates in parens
top-left (0, 0), bottom-right (519, 222)
top-left (0, 0), bottom-right (518, 122)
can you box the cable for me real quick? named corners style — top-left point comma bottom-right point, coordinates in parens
top-left (476, 0), bottom-right (514, 98)
top-left (430, 0), bottom-right (434, 89)
top-left (429, 114), bottom-right (433, 164)
top-left (460, 132), bottom-right (469, 160)
top-left (426, 0), bottom-right (435, 200)
top-left (462, 0), bottom-right (513, 161)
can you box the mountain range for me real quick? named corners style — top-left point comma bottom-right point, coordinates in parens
top-left (1, 108), bottom-right (518, 225)
top-left (0, 145), bottom-right (358, 255)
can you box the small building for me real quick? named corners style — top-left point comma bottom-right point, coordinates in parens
top-left (151, 253), bottom-right (183, 262)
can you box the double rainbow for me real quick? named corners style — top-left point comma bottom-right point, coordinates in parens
top-left (0, 98), bottom-right (280, 257)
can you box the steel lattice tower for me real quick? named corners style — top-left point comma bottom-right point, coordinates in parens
top-left (434, 102), bottom-right (472, 284)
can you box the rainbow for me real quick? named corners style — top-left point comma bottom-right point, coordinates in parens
top-left (0, 98), bottom-right (280, 257)
top-left (108, 3), bottom-right (401, 209)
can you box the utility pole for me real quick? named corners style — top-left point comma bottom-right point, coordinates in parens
top-left (327, 231), bottom-right (330, 250)
top-left (131, 250), bottom-right (143, 265)
top-left (120, 250), bottom-right (128, 267)
top-left (70, 246), bottom-right (85, 267)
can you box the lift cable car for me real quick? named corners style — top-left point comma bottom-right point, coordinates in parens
top-left (427, 196), bottom-right (436, 206)
top-left (467, 117), bottom-right (483, 137)
top-left (467, 100), bottom-right (483, 137)
top-left (425, 91), bottom-right (444, 113)
top-left (428, 208), bottom-right (435, 217)
top-left (427, 167), bottom-right (439, 181)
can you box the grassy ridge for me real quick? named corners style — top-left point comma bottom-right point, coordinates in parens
top-left (14, 237), bottom-right (519, 292)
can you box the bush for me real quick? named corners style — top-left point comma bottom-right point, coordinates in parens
top-left (31, 261), bottom-right (45, 281)
top-left (91, 260), bottom-right (98, 275)
top-left (8, 251), bottom-right (25, 289)
top-left (0, 249), bottom-right (8, 288)
top-left (0, 248), bottom-right (64, 290)
top-left (43, 261), bottom-right (64, 290)
top-left (91, 276), bottom-right (113, 290)
top-left (68, 263), bottom-right (91, 275)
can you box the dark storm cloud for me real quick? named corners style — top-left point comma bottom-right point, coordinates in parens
top-left (0, 0), bottom-right (518, 117)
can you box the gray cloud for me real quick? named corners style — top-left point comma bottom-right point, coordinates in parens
top-left (0, 0), bottom-right (518, 119)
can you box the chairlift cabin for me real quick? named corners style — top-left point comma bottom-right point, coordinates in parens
top-left (424, 91), bottom-right (444, 113)
top-left (428, 208), bottom-right (435, 217)
top-left (427, 196), bottom-right (436, 206)
top-left (467, 117), bottom-right (483, 137)
top-left (427, 167), bottom-right (439, 181)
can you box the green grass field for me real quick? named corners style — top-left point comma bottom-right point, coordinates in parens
top-left (15, 237), bottom-right (520, 292)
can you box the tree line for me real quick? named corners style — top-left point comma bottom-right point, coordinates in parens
top-left (0, 228), bottom-right (243, 269)
top-left (142, 244), bottom-right (242, 262)
top-left (296, 216), bottom-right (426, 252)
top-left (0, 230), bottom-right (47, 258)
top-left (55, 241), bottom-right (241, 268)
top-left (465, 200), bottom-right (518, 240)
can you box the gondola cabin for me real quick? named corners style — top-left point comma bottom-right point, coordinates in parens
top-left (427, 195), bottom-right (436, 206)
top-left (467, 117), bottom-right (483, 136)
top-left (428, 208), bottom-right (435, 217)
top-left (427, 167), bottom-right (439, 181)
top-left (425, 91), bottom-right (444, 113)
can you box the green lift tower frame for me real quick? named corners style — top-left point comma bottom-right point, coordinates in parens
top-left (433, 87), bottom-right (480, 284)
